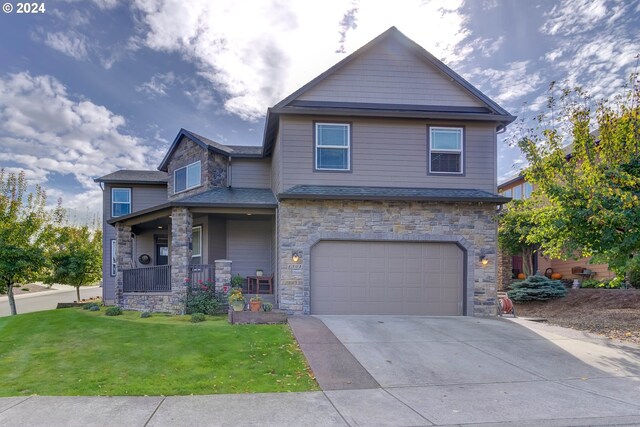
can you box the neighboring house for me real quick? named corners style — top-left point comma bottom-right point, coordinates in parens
top-left (496, 174), bottom-right (614, 289)
top-left (95, 27), bottom-right (515, 316)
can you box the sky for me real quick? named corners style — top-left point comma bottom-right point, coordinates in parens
top-left (0, 0), bottom-right (638, 218)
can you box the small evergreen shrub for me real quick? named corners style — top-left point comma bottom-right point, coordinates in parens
top-left (89, 305), bottom-right (100, 311)
top-left (105, 306), bottom-right (123, 316)
top-left (507, 274), bottom-right (568, 302)
top-left (190, 313), bottom-right (206, 323)
top-left (83, 302), bottom-right (100, 310)
top-left (262, 302), bottom-right (273, 312)
top-left (140, 311), bottom-right (152, 318)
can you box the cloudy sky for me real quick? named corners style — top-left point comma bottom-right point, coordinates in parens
top-left (0, 0), bottom-right (638, 216)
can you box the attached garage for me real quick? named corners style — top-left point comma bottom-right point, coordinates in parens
top-left (310, 241), bottom-right (464, 315)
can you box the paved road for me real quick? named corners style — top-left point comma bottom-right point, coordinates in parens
top-left (0, 286), bottom-right (102, 317)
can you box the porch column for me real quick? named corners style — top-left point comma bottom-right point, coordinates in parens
top-left (214, 259), bottom-right (232, 293)
top-left (115, 223), bottom-right (133, 306)
top-left (169, 206), bottom-right (192, 314)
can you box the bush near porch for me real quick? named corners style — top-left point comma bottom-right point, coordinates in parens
top-left (0, 308), bottom-right (318, 396)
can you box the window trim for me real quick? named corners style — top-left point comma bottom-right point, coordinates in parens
top-left (314, 122), bottom-right (352, 172)
top-left (110, 239), bottom-right (117, 277)
top-left (191, 225), bottom-right (202, 262)
top-left (174, 161), bottom-right (202, 194)
top-left (111, 188), bottom-right (131, 218)
top-left (428, 126), bottom-right (464, 175)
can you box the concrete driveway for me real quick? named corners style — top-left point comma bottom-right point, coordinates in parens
top-left (315, 315), bottom-right (640, 426)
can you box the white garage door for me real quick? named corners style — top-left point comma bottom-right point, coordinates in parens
top-left (310, 241), bottom-right (464, 315)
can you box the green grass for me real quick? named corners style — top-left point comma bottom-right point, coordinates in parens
top-left (0, 307), bottom-right (318, 396)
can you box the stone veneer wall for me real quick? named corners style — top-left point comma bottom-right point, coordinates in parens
top-left (277, 199), bottom-right (498, 316)
top-left (167, 136), bottom-right (228, 200)
top-left (496, 249), bottom-right (513, 291)
top-left (115, 223), bottom-right (132, 306)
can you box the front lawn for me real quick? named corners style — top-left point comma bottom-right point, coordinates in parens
top-left (0, 307), bottom-right (318, 396)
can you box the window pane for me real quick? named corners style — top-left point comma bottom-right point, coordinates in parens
top-left (113, 203), bottom-right (130, 217)
top-left (524, 182), bottom-right (533, 198)
top-left (187, 162), bottom-right (201, 188)
top-left (513, 185), bottom-right (522, 200)
top-left (175, 167), bottom-right (187, 192)
top-left (192, 227), bottom-right (201, 257)
top-left (112, 189), bottom-right (130, 203)
top-left (431, 153), bottom-right (460, 173)
top-left (318, 148), bottom-right (348, 170)
top-left (317, 124), bottom-right (348, 146)
top-left (431, 129), bottom-right (461, 150)
top-left (111, 240), bottom-right (117, 276)
top-left (504, 189), bottom-right (512, 197)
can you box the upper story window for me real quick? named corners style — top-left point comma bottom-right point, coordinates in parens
top-left (174, 161), bottom-right (201, 193)
top-left (112, 188), bottom-right (131, 217)
top-left (523, 182), bottom-right (533, 198)
top-left (429, 127), bottom-right (463, 174)
top-left (315, 123), bottom-right (350, 171)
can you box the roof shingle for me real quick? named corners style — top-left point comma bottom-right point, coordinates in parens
top-left (94, 170), bottom-right (168, 184)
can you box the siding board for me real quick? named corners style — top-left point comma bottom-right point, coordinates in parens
top-left (227, 218), bottom-right (273, 279)
top-left (231, 158), bottom-right (271, 189)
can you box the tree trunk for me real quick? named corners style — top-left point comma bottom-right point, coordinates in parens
top-left (522, 247), bottom-right (535, 277)
top-left (76, 285), bottom-right (80, 303)
top-left (7, 283), bottom-right (17, 316)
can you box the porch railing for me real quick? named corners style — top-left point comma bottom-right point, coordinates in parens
top-left (189, 264), bottom-right (215, 284)
top-left (123, 265), bottom-right (171, 293)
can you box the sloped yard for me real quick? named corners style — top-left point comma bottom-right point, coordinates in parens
top-left (515, 289), bottom-right (640, 345)
top-left (0, 308), bottom-right (317, 396)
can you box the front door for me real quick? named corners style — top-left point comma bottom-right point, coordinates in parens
top-left (155, 236), bottom-right (168, 266)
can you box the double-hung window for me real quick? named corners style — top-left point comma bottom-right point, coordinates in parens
top-left (315, 123), bottom-right (350, 171)
top-left (112, 188), bottom-right (131, 217)
top-left (429, 127), bottom-right (463, 174)
top-left (191, 226), bottom-right (202, 264)
top-left (174, 161), bottom-right (201, 193)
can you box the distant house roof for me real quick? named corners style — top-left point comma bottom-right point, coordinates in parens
top-left (107, 187), bottom-right (277, 225)
top-left (278, 185), bottom-right (510, 204)
top-left (94, 170), bottom-right (168, 184)
top-left (263, 26), bottom-right (516, 156)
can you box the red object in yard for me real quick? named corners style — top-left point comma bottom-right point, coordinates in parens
top-left (497, 293), bottom-right (515, 316)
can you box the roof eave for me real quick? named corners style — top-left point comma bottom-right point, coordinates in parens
top-left (94, 179), bottom-right (168, 185)
top-left (277, 193), bottom-right (510, 204)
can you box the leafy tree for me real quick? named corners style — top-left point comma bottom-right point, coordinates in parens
top-left (0, 170), bottom-right (49, 315)
top-left (497, 199), bottom-right (543, 276)
top-left (48, 223), bottom-right (102, 302)
top-left (511, 74), bottom-right (640, 276)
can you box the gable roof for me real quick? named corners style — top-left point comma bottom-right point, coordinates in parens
top-left (262, 27), bottom-right (516, 155)
top-left (158, 128), bottom-right (233, 172)
top-left (94, 170), bottom-right (168, 184)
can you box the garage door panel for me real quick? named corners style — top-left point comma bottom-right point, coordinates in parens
top-left (311, 241), bottom-right (463, 315)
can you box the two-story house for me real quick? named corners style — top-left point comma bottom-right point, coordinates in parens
top-left (96, 27), bottom-right (514, 316)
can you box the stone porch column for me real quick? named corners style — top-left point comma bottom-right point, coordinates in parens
top-left (169, 206), bottom-right (192, 314)
top-left (115, 223), bottom-right (133, 307)
top-left (214, 259), bottom-right (232, 293)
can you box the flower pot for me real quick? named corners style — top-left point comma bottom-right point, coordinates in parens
top-left (231, 301), bottom-right (244, 312)
top-left (256, 270), bottom-right (263, 277)
top-left (249, 300), bottom-right (262, 312)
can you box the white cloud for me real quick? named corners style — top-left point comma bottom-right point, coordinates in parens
top-left (43, 31), bottom-right (89, 60)
top-left (130, 0), bottom-right (468, 121)
top-left (467, 61), bottom-right (544, 105)
top-left (136, 72), bottom-right (176, 97)
top-left (541, 0), bottom-right (610, 36)
top-left (0, 72), bottom-right (162, 212)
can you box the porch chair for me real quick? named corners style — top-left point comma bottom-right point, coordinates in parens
top-left (256, 274), bottom-right (274, 294)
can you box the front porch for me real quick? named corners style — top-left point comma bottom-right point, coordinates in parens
top-left (113, 203), bottom-right (277, 314)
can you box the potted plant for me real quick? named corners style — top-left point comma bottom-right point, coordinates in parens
top-left (228, 287), bottom-right (245, 312)
top-left (256, 268), bottom-right (263, 277)
top-left (249, 295), bottom-right (262, 312)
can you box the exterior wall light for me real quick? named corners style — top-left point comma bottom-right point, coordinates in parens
top-left (292, 252), bottom-right (300, 262)
top-left (480, 255), bottom-right (489, 266)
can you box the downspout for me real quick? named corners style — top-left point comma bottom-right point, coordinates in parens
top-left (496, 124), bottom-right (506, 134)
top-left (228, 157), bottom-right (232, 188)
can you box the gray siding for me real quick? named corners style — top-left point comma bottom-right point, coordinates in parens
top-left (227, 218), bottom-right (273, 279)
top-left (231, 158), bottom-right (271, 189)
top-left (297, 37), bottom-right (483, 107)
top-left (208, 217), bottom-right (227, 261)
top-left (279, 116), bottom-right (497, 193)
top-left (101, 183), bottom-right (168, 303)
top-left (270, 130), bottom-right (283, 194)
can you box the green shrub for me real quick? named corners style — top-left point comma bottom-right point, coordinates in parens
top-left (230, 274), bottom-right (244, 288)
top-left (508, 274), bottom-right (568, 302)
top-left (21, 287), bottom-right (30, 291)
top-left (184, 280), bottom-right (225, 315)
top-left (627, 259), bottom-right (640, 289)
top-left (190, 313), bottom-right (206, 323)
top-left (88, 305), bottom-right (100, 312)
top-left (580, 279), bottom-right (600, 288)
top-left (140, 311), bottom-right (151, 318)
top-left (105, 306), bottom-right (122, 316)
top-left (262, 302), bottom-right (273, 312)
top-left (83, 302), bottom-right (100, 310)
top-left (605, 276), bottom-right (625, 289)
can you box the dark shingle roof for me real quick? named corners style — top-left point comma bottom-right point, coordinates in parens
top-left (174, 187), bottom-right (277, 208)
top-left (278, 185), bottom-right (510, 203)
top-left (94, 170), bottom-right (168, 184)
top-left (227, 145), bottom-right (263, 157)
top-left (187, 131), bottom-right (233, 154)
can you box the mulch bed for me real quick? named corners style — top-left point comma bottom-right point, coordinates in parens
top-left (1, 283), bottom-right (53, 296)
top-left (515, 288), bottom-right (640, 345)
